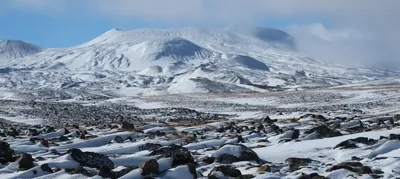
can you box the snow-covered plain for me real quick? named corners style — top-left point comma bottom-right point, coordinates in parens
top-left (0, 85), bottom-right (398, 178)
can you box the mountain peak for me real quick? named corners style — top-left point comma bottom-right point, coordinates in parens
top-left (0, 40), bottom-right (42, 59)
top-left (81, 26), bottom-right (295, 49)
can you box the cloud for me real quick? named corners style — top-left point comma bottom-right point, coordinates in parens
top-left (287, 24), bottom-right (381, 67)
top-left (90, 0), bottom-right (400, 68)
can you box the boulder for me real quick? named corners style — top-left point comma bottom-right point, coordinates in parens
top-left (140, 159), bottom-right (159, 175)
top-left (298, 173), bottom-right (328, 179)
top-left (113, 136), bottom-right (125, 143)
top-left (149, 144), bottom-right (194, 167)
top-left (326, 162), bottom-right (373, 175)
top-left (121, 121), bottom-right (135, 130)
top-left (40, 140), bottom-right (50, 147)
top-left (0, 141), bottom-right (15, 164)
top-left (18, 153), bottom-right (35, 171)
top-left (285, 158), bottom-right (312, 172)
top-left (98, 166), bottom-right (114, 179)
top-left (389, 134), bottom-right (400, 140)
top-left (139, 143), bottom-right (162, 151)
top-left (213, 144), bottom-right (260, 164)
top-left (209, 165), bottom-right (242, 178)
top-left (7, 128), bottom-right (19, 137)
top-left (309, 125), bottom-right (342, 138)
top-left (59, 135), bottom-right (69, 142)
top-left (334, 137), bottom-right (377, 149)
top-left (40, 164), bottom-right (53, 173)
top-left (68, 148), bottom-right (114, 169)
top-left (279, 129), bottom-right (300, 141)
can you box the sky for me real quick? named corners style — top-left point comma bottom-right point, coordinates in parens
top-left (0, 0), bottom-right (399, 68)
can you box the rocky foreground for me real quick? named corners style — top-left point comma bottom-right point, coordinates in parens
top-left (0, 105), bottom-right (399, 179)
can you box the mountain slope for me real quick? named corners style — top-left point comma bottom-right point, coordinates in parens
top-left (0, 40), bottom-right (42, 60)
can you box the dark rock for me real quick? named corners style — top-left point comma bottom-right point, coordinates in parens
top-left (257, 124), bottom-right (264, 131)
top-left (28, 129), bottom-right (39, 136)
top-left (187, 163), bottom-right (198, 179)
top-left (121, 121), bottom-right (135, 130)
top-left (326, 162), bottom-right (364, 173)
top-left (140, 159), bottom-right (159, 175)
top-left (298, 173), bottom-right (328, 179)
top-left (373, 169), bottom-right (384, 174)
top-left (358, 166), bottom-right (373, 174)
top-left (216, 128), bottom-right (225, 133)
top-left (237, 135), bottom-right (245, 143)
top-left (216, 154), bottom-right (241, 164)
top-left (351, 156), bottom-right (362, 161)
top-left (292, 129), bottom-right (300, 139)
top-left (67, 166), bottom-right (97, 177)
top-left (149, 144), bottom-right (194, 167)
top-left (126, 136), bottom-right (135, 142)
top-left (311, 125), bottom-right (342, 138)
top-left (63, 128), bottom-right (70, 135)
top-left (149, 131), bottom-right (166, 137)
top-left (40, 164), bottom-right (53, 173)
top-left (215, 144), bottom-right (260, 164)
top-left (269, 125), bottom-right (282, 134)
top-left (0, 141), bottom-right (15, 163)
top-left (79, 133), bottom-right (86, 139)
top-left (209, 165), bottom-right (242, 177)
top-left (18, 153), bottom-right (35, 171)
top-left (98, 166), bottom-right (114, 179)
top-left (389, 134), bottom-right (400, 140)
top-left (261, 116), bottom-right (277, 123)
top-left (139, 143), bottom-right (162, 151)
top-left (46, 126), bottom-right (55, 133)
top-left (394, 114), bottom-right (400, 121)
top-left (7, 128), bottom-right (19, 137)
top-left (285, 157), bottom-right (312, 172)
top-left (59, 135), bottom-right (69, 142)
top-left (235, 174), bottom-right (255, 179)
top-left (334, 137), bottom-right (377, 149)
top-left (40, 140), bottom-right (50, 147)
top-left (68, 148), bottom-right (114, 169)
top-left (50, 149), bottom-right (60, 155)
top-left (113, 136), bottom-right (125, 143)
top-left (201, 156), bottom-right (215, 164)
top-left (373, 157), bottom-right (388, 160)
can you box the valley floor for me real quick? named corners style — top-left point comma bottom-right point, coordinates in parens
top-left (0, 85), bottom-right (399, 178)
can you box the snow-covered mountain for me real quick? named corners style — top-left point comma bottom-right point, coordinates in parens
top-left (0, 26), bottom-right (397, 98)
top-left (0, 40), bottom-right (42, 60)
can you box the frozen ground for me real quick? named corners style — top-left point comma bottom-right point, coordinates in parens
top-left (0, 85), bottom-right (398, 178)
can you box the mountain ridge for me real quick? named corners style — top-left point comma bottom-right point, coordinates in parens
top-left (0, 26), bottom-right (398, 98)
